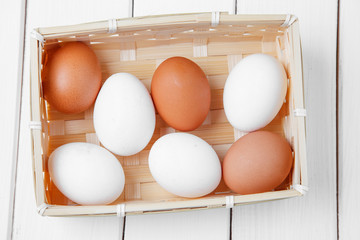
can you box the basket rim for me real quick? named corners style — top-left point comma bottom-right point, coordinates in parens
top-left (32, 12), bottom-right (298, 40)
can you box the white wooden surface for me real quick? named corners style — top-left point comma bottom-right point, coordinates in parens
top-left (1, 0), bottom-right (358, 239)
top-left (338, 0), bottom-right (360, 239)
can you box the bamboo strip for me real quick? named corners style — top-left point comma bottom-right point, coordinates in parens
top-left (123, 154), bottom-right (140, 166)
top-left (123, 165), bottom-right (154, 184)
top-left (30, 36), bottom-right (46, 207)
top-left (186, 122), bottom-right (234, 145)
top-left (93, 49), bottom-right (121, 63)
top-left (38, 13), bottom-right (290, 37)
top-left (208, 40), bottom-right (262, 56)
top-left (207, 75), bottom-right (227, 89)
top-left (102, 56), bottom-right (230, 80)
top-left (47, 103), bottom-right (84, 121)
top-left (79, 27), bottom-right (280, 44)
top-left (47, 109), bottom-right (227, 135)
top-left (85, 133), bottom-right (100, 146)
top-left (140, 182), bottom-right (179, 200)
top-left (209, 109), bottom-right (227, 123)
top-left (84, 104), bottom-right (98, 146)
top-left (192, 56), bottom-right (229, 75)
top-left (106, 75), bottom-right (227, 94)
top-left (101, 60), bottom-right (156, 80)
top-left (171, 32), bottom-right (265, 39)
top-left (136, 37), bottom-right (192, 48)
top-left (84, 105), bottom-right (94, 119)
top-left (119, 39), bottom-right (136, 61)
top-left (125, 183), bottom-right (141, 200)
top-left (48, 120), bottom-right (65, 136)
top-left (122, 189), bottom-right (300, 214)
top-left (46, 108), bottom-right (285, 143)
top-left (262, 35), bottom-right (277, 53)
top-left (288, 21), bottom-right (307, 187)
top-left (193, 38), bottom-right (208, 57)
top-left (42, 189), bottom-right (299, 217)
top-left (139, 151), bottom-right (150, 165)
top-left (210, 89), bottom-right (224, 109)
top-left (64, 119), bottom-right (94, 135)
top-left (227, 54), bottom-right (243, 71)
top-left (48, 134), bottom-right (86, 155)
top-left (284, 27), bottom-right (299, 187)
top-left (90, 42), bottom-right (124, 50)
top-left (88, 34), bottom-right (158, 44)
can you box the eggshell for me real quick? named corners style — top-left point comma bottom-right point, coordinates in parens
top-left (223, 131), bottom-right (293, 195)
top-left (48, 142), bottom-right (125, 205)
top-left (149, 133), bottom-right (221, 198)
top-left (223, 53), bottom-right (287, 132)
top-left (43, 42), bottom-right (101, 114)
top-left (94, 73), bottom-right (155, 156)
top-left (151, 57), bottom-right (211, 131)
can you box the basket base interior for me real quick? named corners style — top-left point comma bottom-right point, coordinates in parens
top-left (40, 22), bottom-right (293, 206)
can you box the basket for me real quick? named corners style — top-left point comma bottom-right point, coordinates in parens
top-left (30, 12), bottom-right (307, 217)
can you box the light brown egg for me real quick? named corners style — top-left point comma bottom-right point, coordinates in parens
top-left (223, 131), bottom-right (293, 195)
top-left (151, 57), bottom-right (211, 131)
top-left (43, 42), bottom-right (101, 114)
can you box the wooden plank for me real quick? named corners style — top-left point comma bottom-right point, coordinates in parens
top-left (124, 1), bottom-right (235, 240)
top-left (232, 1), bottom-right (338, 240)
top-left (134, 0), bottom-right (235, 16)
top-left (125, 209), bottom-right (230, 240)
top-left (338, 0), bottom-right (360, 239)
top-left (12, 0), bottom-right (131, 239)
top-left (0, 0), bottom-right (26, 239)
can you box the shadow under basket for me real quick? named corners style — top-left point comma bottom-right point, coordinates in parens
top-left (30, 12), bottom-right (308, 217)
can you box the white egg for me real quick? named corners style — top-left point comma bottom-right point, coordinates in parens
top-left (223, 53), bottom-right (287, 132)
top-left (48, 143), bottom-right (125, 205)
top-left (149, 133), bottom-right (221, 198)
top-left (94, 73), bottom-right (156, 156)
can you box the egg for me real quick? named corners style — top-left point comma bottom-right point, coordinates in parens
top-left (149, 133), bottom-right (221, 198)
top-left (94, 73), bottom-right (155, 156)
top-left (43, 42), bottom-right (102, 114)
top-left (151, 57), bottom-right (211, 131)
top-left (223, 53), bottom-right (287, 132)
top-left (48, 142), bottom-right (125, 205)
top-left (223, 131), bottom-right (293, 195)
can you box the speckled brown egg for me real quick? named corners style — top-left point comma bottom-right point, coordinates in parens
top-left (223, 131), bottom-right (293, 195)
top-left (43, 41), bottom-right (101, 114)
top-left (151, 57), bottom-right (211, 131)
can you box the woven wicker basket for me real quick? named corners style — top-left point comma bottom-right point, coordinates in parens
top-left (30, 12), bottom-right (307, 217)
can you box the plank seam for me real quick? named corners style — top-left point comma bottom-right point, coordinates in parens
top-left (131, 0), bottom-right (134, 17)
top-left (229, 209), bottom-right (233, 240)
top-left (234, 0), bottom-right (237, 15)
top-left (336, 0), bottom-right (341, 239)
top-left (122, 216), bottom-right (127, 240)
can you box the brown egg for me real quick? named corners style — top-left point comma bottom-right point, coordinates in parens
top-left (151, 57), bottom-right (211, 131)
top-left (223, 131), bottom-right (293, 195)
top-left (43, 42), bottom-right (101, 114)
